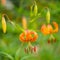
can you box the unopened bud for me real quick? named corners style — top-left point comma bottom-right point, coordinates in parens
top-left (22, 16), bottom-right (27, 30)
top-left (34, 3), bottom-right (38, 16)
top-left (46, 9), bottom-right (50, 24)
top-left (2, 15), bottom-right (7, 33)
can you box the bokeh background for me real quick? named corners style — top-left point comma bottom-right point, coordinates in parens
top-left (0, 0), bottom-right (60, 60)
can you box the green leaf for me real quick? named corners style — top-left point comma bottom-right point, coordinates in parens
top-left (0, 51), bottom-right (14, 60)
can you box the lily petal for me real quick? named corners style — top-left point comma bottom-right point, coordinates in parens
top-left (41, 24), bottom-right (48, 35)
top-left (53, 22), bottom-right (58, 33)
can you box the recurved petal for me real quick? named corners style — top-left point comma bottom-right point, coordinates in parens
top-left (53, 22), bottom-right (58, 33)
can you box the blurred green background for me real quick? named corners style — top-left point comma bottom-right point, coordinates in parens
top-left (0, 0), bottom-right (60, 60)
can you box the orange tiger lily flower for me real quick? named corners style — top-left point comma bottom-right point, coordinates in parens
top-left (19, 30), bottom-right (38, 53)
top-left (19, 30), bottom-right (38, 42)
top-left (41, 22), bottom-right (58, 35)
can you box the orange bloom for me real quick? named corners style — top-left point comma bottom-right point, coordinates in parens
top-left (19, 30), bottom-right (38, 42)
top-left (41, 22), bottom-right (58, 35)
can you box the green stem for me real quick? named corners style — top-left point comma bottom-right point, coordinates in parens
top-left (49, 34), bottom-right (55, 40)
top-left (28, 42), bottom-right (32, 47)
top-left (15, 43), bottom-right (24, 60)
